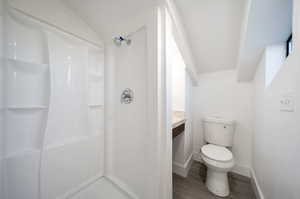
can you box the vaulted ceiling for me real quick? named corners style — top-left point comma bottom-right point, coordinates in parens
top-left (65, 0), bottom-right (246, 74)
top-left (174, 0), bottom-right (245, 74)
top-left (64, 0), bottom-right (293, 81)
top-left (174, 0), bottom-right (292, 79)
top-left (237, 0), bottom-right (293, 81)
top-left (64, 0), bottom-right (155, 40)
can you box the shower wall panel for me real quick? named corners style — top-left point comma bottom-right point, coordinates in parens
top-left (4, 12), bottom-right (49, 199)
top-left (106, 27), bottom-right (158, 199)
top-left (41, 32), bottom-right (104, 199)
top-left (3, 9), bottom-right (104, 199)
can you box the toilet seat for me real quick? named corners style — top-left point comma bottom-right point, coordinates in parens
top-left (201, 144), bottom-right (233, 162)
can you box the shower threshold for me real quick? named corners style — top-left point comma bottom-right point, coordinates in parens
top-left (69, 177), bottom-right (132, 199)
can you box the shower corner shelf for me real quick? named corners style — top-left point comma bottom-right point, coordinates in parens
top-left (6, 58), bottom-right (49, 71)
top-left (6, 105), bottom-right (48, 111)
top-left (5, 149), bottom-right (41, 160)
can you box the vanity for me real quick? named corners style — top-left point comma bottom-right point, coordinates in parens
top-left (172, 111), bottom-right (186, 138)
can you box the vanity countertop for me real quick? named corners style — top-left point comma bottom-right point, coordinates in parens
top-left (172, 111), bottom-right (186, 128)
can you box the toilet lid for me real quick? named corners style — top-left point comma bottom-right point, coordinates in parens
top-left (201, 144), bottom-right (233, 162)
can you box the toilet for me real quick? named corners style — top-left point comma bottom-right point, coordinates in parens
top-left (201, 116), bottom-right (235, 197)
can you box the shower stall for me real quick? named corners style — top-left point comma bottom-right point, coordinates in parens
top-left (0, 0), bottom-right (192, 198)
top-left (2, 5), bottom-right (105, 199)
top-left (0, 1), bottom-right (161, 199)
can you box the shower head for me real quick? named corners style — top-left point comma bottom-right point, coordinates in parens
top-left (113, 36), bottom-right (131, 46)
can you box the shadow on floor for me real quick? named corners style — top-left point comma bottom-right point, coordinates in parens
top-left (173, 161), bottom-right (256, 199)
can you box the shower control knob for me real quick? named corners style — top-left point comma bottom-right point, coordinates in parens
top-left (121, 88), bottom-right (134, 104)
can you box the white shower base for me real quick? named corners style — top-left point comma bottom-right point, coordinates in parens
top-left (70, 178), bottom-right (131, 199)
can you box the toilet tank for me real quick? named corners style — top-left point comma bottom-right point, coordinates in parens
top-left (203, 117), bottom-right (235, 147)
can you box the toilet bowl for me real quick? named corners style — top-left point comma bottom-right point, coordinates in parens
top-left (201, 144), bottom-right (235, 197)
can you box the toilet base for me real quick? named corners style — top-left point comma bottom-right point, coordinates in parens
top-left (206, 168), bottom-right (230, 197)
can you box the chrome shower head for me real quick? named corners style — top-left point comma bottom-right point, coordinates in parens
top-left (113, 36), bottom-right (131, 46)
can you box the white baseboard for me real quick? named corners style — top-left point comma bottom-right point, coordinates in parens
top-left (232, 165), bottom-right (250, 177)
top-left (173, 153), bottom-right (193, 177)
top-left (250, 169), bottom-right (265, 199)
top-left (192, 152), bottom-right (251, 177)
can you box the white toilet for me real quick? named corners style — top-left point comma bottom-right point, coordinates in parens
top-left (201, 116), bottom-right (235, 197)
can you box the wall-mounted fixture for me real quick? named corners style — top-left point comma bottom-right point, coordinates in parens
top-left (121, 88), bottom-right (134, 104)
top-left (113, 36), bottom-right (131, 46)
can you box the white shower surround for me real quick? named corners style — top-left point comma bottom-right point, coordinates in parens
top-left (106, 28), bottom-right (156, 199)
top-left (1, 1), bottom-right (171, 199)
top-left (104, 7), bottom-right (164, 199)
top-left (3, 8), bottom-right (105, 199)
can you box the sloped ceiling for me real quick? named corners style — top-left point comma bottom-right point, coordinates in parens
top-left (237, 0), bottom-right (293, 81)
top-left (63, 0), bottom-right (155, 40)
top-left (174, 0), bottom-right (245, 74)
top-left (65, 0), bottom-right (245, 73)
top-left (64, 0), bottom-right (292, 81)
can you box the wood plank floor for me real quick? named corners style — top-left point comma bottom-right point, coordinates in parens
top-left (173, 162), bottom-right (256, 199)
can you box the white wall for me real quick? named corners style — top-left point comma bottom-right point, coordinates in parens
top-left (172, 73), bottom-right (193, 166)
top-left (253, 38), bottom-right (300, 199)
top-left (171, 56), bottom-right (186, 166)
top-left (264, 44), bottom-right (286, 87)
top-left (253, 48), bottom-right (300, 199)
top-left (192, 70), bottom-right (253, 176)
top-left (172, 74), bottom-right (193, 171)
top-left (171, 48), bottom-right (185, 111)
top-left (184, 75), bottom-right (193, 162)
top-left (0, 0), bottom-right (4, 196)
top-left (105, 9), bottom-right (160, 199)
top-left (169, 14), bottom-right (193, 177)
top-left (251, 1), bottom-right (300, 198)
top-left (166, 0), bottom-right (199, 84)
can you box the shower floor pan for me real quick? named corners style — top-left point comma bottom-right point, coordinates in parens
top-left (70, 177), bottom-right (132, 199)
